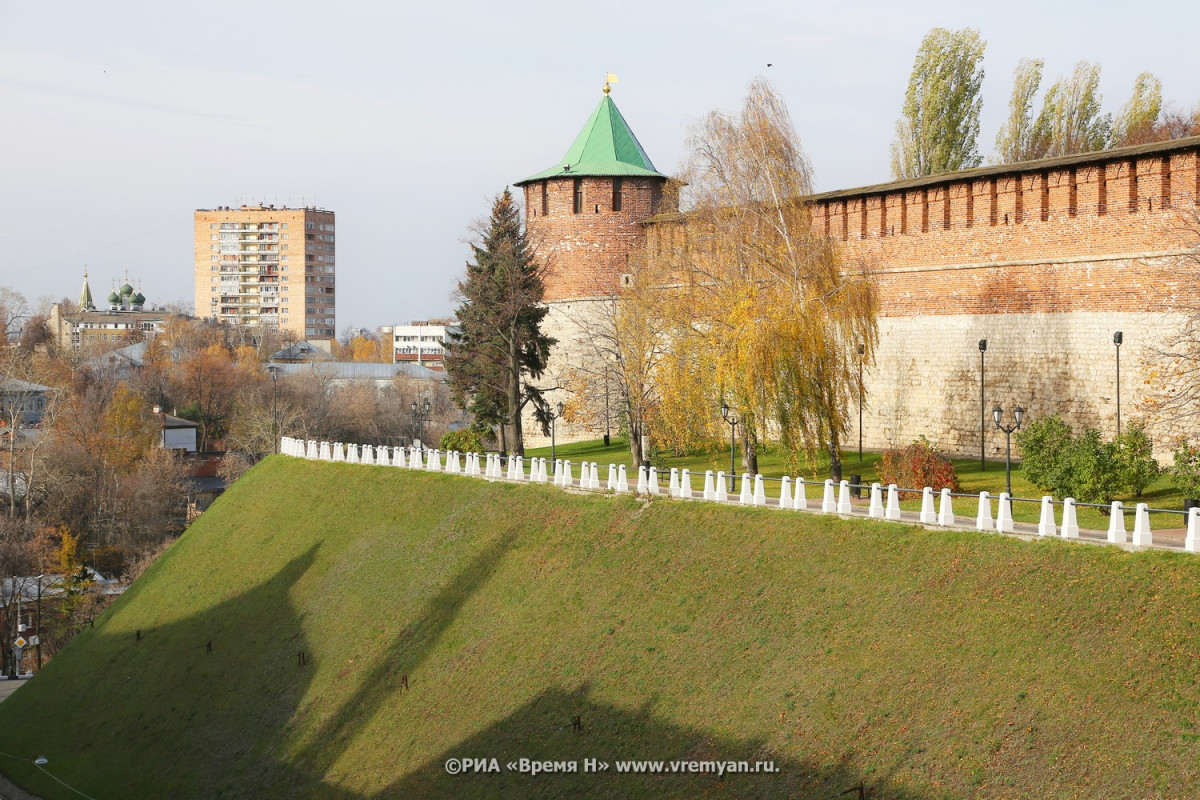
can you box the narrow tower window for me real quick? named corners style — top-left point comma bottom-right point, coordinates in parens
top-left (612, 178), bottom-right (623, 212)
top-left (573, 179), bottom-right (583, 214)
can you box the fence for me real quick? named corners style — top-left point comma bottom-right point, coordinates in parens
top-left (279, 437), bottom-right (1200, 554)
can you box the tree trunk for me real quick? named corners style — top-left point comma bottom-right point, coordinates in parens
top-left (627, 407), bottom-right (642, 467)
top-left (507, 332), bottom-right (524, 456)
top-left (829, 440), bottom-right (843, 482)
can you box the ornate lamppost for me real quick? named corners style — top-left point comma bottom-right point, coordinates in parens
top-left (992, 404), bottom-right (1025, 496)
top-left (720, 401), bottom-right (739, 494)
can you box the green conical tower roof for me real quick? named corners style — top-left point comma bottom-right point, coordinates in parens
top-left (517, 94), bottom-right (665, 185)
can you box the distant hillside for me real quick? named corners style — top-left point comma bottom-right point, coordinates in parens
top-left (3, 457), bottom-right (1200, 798)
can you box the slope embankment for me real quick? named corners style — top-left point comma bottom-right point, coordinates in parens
top-left (2, 456), bottom-right (1199, 799)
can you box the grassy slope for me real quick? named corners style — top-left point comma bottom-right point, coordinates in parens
top-left (3, 457), bottom-right (1200, 799)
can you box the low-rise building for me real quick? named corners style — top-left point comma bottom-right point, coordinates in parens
top-left (385, 321), bottom-right (457, 371)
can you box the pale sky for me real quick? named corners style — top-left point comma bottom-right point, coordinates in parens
top-left (3, 1), bottom-right (1198, 332)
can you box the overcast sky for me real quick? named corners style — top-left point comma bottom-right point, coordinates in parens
top-left (3, 0), bottom-right (1198, 332)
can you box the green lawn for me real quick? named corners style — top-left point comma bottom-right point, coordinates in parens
top-left (5, 457), bottom-right (1200, 798)
top-left (527, 437), bottom-right (1192, 531)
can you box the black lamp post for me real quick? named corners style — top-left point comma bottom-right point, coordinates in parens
top-left (603, 367), bottom-right (611, 448)
top-left (546, 400), bottom-right (564, 471)
top-left (720, 401), bottom-right (739, 494)
top-left (267, 365), bottom-right (280, 454)
top-left (992, 403), bottom-right (1025, 496)
top-left (411, 399), bottom-right (432, 449)
top-left (1113, 331), bottom-right (1123, 438)
top-left (979, 339), bottom-right (987, 471)
top-left (857, 344), bottom-right (865, 464)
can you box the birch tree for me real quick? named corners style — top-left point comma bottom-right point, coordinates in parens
top-left (891, 27), bottom-right (986, 179)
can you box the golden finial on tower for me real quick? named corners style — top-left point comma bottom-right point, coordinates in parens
top-left (603, 73), bottom-right (619, 95)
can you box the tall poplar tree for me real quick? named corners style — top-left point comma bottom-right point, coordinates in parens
top-left (891, 27), bottom-right (986, 179)
top-left (445, 189), bottom-right (554, 456)
top-left (995, 58), bottom-right (1049, 163)
top-left (1035, 61), bottom-right (1111, 157)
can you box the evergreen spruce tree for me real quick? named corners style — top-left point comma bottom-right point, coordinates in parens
top-left (445, 189), bottom-right (555, 456)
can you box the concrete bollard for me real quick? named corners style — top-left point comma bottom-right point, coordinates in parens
top-left (976, 491), bottom-right (993, 531)
top-left (410, 448), bottom-right (422, 470)
top-left (1061, 498), bottom-right (1079, 539)
top-left (1107, 501), bottom-right (1126, 544)
top-left (938, 488), bottom-right (955, 526)
top-left (1131, 503), bottom-right (1152, 547)
top-left (1038, 496), bottom-right (1056, 536)
top-left (703, 470), bottom-right (715, 501)
top-left (739, 475), bottom-right (752, 505)
top-left (542, 458), bottom-right (551, 483)
top-left (563, 460), bottom-right (574, 488)
top-left (333, 443), bottom-right (345, 462)
top-left (919, 488), bottom-right (936, 524)
top-left (868, 483), bottom-right (884, 518)
top-left (347, 444), bottom-right (358, 464)
top-left (996, 493), bottom-right (1014, 533)
top-left (669, 468), bottom-right (679, 498)
top-left (715, 471), bottom-right (728, 502)
top-left (616, 464), bottom-right (629, 493)
top-left (752, 474), bottom-right (765, 506)
top-left (779, 477), bottom-right (792, 509)
top-left (430, 450), bottom-right (442, 472)
top-left (607, 464), bottom-right (617, 491)
top-left (395, 446), bottom-right (407, 468)
top-left (794, 478), bottom-right (808, 511)
top-left (885, 484), bottom-right (902, 521)
top-left (515, 456), bottom-right (526, 481)
top-left (649, 467), bottom-right (660, 495)
top-left (821, 480), bottom-right (837, 513)
top-left (506, 456), bottom-right (515, 480)
top-left (837, 480), bottom-right (852, 514)
top-left (551, 459), bottom-right (562, 485)
top-left (681, 469), bottom-right (694, 499)
top-left (1185, 508), bottom-right (1200, 553)
top-left (637, 466), bottom-right (648, 494)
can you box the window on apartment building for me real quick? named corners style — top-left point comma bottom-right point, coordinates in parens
top-left (210, 223), bottom-right (217, 229)
top-left (281, 256), bottom-right (288, 261)
top-left (211, 234), bottom-right (218, 240)
top-left (612, 178), bottom-right (623, 212)
top-left (281, 244), bottom-right (288, 250)
top-left (573, 178), bottom-right (583, 214)
top-left (211, 245), bottom-right (218, 251)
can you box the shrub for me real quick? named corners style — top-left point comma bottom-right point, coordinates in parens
top-left (1016, 416), bottom-right (1121, 503)
top-left (1015, 415), bottom-right (1074, 492)
top-left (1170, 443), bottom-right (1200, 499)
top-left (440, 428), bottom-right (484, 453)
top-left (1114, 423), bottom-right (1160, 498)
top-left (878, 437), bottom-right (960, 497)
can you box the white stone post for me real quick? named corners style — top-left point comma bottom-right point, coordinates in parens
top-left (821, 479), bottom-right (836, 513)
top-left (563, 460), bottom-right (574, 487)
top-left (794, 479), bottom-right (808, 511)
top-left (703, 471), bottom-right (715, 501)
top-left (739, 475), bottom-right (752, 505)
top-left (410, 448), bottom-right (422, 470)
top-left (347, 444), bottom-right (359, 464)
top-left (779, 477), bottom-right (792, 509)
top-left (1038, 496), bottom-right (1056, 537)
top-left (681, 469), bottom-right (694, 499)
top-left (637, 466), bottom-right (647, 494)
top-left (715, 472), bottom-right (728, 502)
top-left (868, 483), bottom-right (884, 519)
top-left (1061, 498), bottom-right (1079, 539)
top-left (1107, 501), bottom-right (1126, 544)
top-left (430, 450), bottom-right (442, 472)
top-left (753, 474), bottom-right (766, 506)
top-left (837, 480), bottom-right (852, 514)
top-left (668, 468), bottom-right (679, 497)
top-left (1131, 503), bottom-right (1152, 547)
top-left (607, 464), bottom-right (617, 491)
top-left (1185, 508), bottom-right (1199, 553)
top-left (937, 489), bottom-right (955, 526)
top-left (616, 464), bottom-right (629, 493)
top-left (976, 491), bottom-right (993, 531)
top-left (885, 484), bottom-right (902, 521)
top-left (919, 488), bottom-right (936, 524)
top-left (649, 467), bottom-right (660, 495)
top-left (996, 492), bottom-right (1015, 533)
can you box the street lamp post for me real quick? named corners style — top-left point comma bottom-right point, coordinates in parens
top-left (720, 401), bottom-right (739, 494)
top-left (267, 365), bottom-right (280, 454)
top-left (979, 339), bottom-right (987, 471)
top-left (34, 574), bottom-right (42, 674)
top-left (1113, 331), bottom-right (1123, 438)
top-left (857, 344), bottom-right (865, 464)
top-left (411, 399), bottom-right (432, 450)
top-left (603, 368), bottom-right (611, 448)
top-left (992, 404), bottom-right (1025, 496)
top-left (546, 401), bottom-right (564, 471)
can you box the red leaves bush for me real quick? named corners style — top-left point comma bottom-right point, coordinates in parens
top-left (878, 437), bottom-right (961, 498)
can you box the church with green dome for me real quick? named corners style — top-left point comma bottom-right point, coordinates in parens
top-left (49, 271), bottom-right (183, 351)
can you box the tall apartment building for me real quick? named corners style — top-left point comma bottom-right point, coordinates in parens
top-left (193, 205), bottom-right (337, 340)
